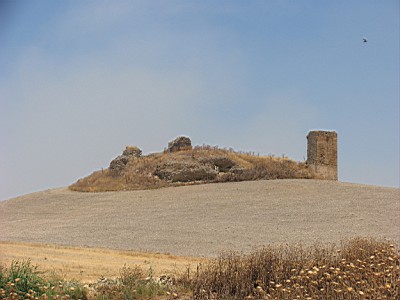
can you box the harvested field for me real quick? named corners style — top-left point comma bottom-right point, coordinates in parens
top-left (0, 241), bottom-right (204, 281)
top-left (0, 180), bottom-right (399, 257)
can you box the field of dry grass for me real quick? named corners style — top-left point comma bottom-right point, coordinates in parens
top-left (0, 242), bottom-right (204, 282)
top-left (190, 238), bottom-right (399, 299)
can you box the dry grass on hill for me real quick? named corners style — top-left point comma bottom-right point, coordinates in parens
top-left (69, 146), bottom-right (315, 192)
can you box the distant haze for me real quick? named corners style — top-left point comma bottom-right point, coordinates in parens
top-left (0, 1), bottom-right (399, 200)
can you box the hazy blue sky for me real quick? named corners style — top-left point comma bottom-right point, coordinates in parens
top-left (1, 1), bottom-right (398, 200)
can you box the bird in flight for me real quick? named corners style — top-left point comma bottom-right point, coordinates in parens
top-left (362, 37), bottom-right (368, 43)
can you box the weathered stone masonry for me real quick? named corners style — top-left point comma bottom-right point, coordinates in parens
top-left (307, 130), bottom-right (338, 180)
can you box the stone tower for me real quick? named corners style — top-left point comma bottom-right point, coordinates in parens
top-left (307, 130), bottom-right (338, 180)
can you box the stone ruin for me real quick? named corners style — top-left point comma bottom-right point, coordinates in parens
top-left (122, 146), bottom-right (142, 157)
top-left (154, 136), bottom-right (234, 182)
top-left (306, 130), bottom-right (338, 180)
top-left (107, 131), bottom-right (338, 181)
top-left (167, 136), bottom-right (192, 152)
top-left (154, 159), bottom-right (218, 182)
top-left (109, 145), bottom-right (142, 176)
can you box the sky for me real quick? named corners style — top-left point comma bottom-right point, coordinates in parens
top-left (0, 0), bottom-right (399, 200)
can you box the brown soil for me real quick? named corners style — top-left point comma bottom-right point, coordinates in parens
top-left (1, 180), bottom-right (398, 258)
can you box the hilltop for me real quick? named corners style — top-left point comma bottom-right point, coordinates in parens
top-left (69, 136), bottom-right (316, 192)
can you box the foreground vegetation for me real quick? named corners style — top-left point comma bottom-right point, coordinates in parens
top-left (1, 238), bottom-right (398, 300)
top-left (69, 145), bottom-right (314, 192)
top-left (0, 260), bottom-right (87, 300)
top-left (190, 238), bottom-right (399, 300)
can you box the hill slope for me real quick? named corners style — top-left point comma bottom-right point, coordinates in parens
top-left (1, 180), bottom-right (398, 257)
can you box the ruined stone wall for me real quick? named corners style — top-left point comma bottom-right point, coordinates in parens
top-left (307, 131), bottom-right (338, 180)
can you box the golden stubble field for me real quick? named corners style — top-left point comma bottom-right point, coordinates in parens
top-left (0, 241), bottom-right (204, 282)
